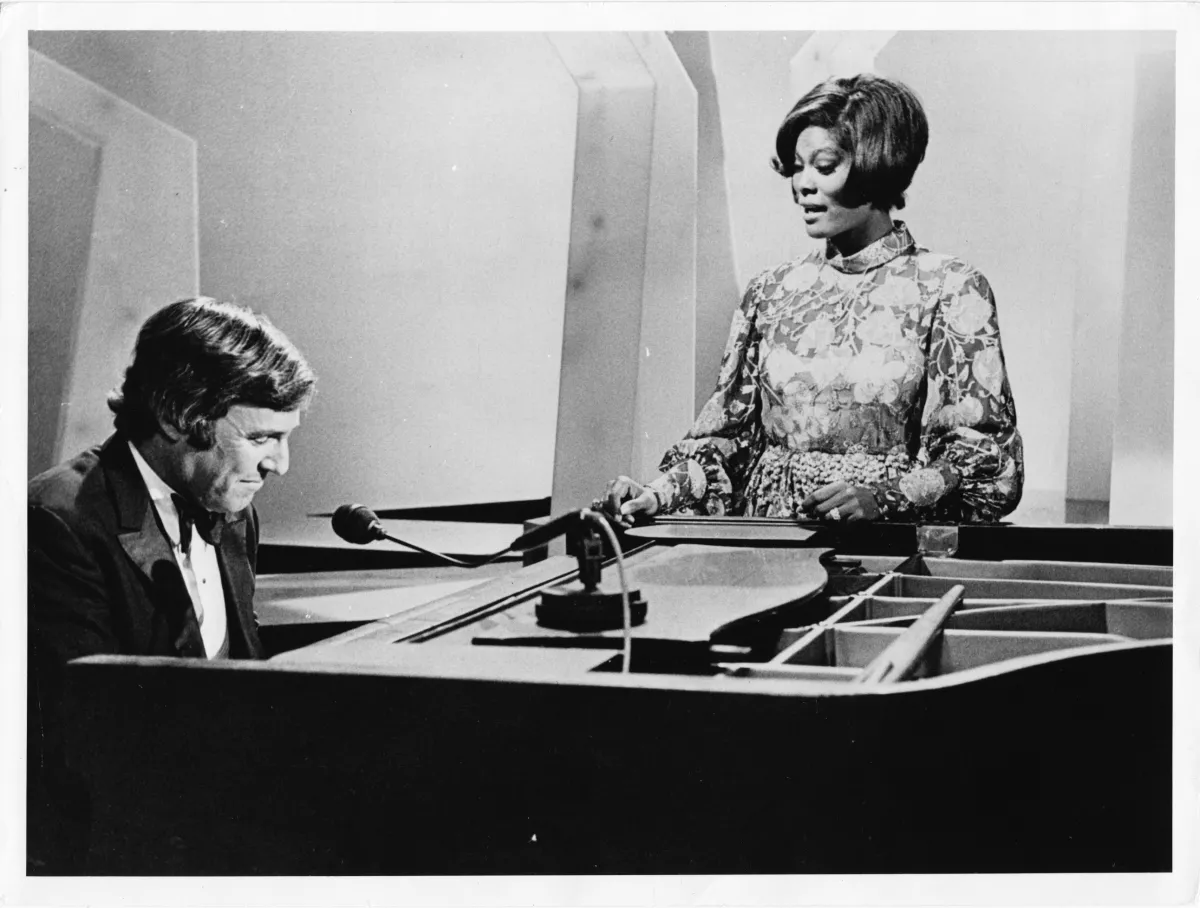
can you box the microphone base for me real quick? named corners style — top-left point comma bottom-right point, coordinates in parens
top-left (536, 583), bottom-right (648, 632)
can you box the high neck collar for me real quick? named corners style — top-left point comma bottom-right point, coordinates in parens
top-left (823, 220), bottom-right (915, 274)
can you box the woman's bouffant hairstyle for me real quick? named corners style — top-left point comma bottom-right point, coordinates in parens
top-left (108, 297), bottom-right (317, 449)
top-left (771, 73), bottom-right (929, 211)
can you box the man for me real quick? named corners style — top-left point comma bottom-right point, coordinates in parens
top-left (27, 297), bottom-right (316, 871)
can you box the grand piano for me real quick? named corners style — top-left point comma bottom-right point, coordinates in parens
top-left (63, 518), bottom-right (1173, 875)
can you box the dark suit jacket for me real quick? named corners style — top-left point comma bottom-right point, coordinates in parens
top-left (27, 433), bottom-right (266, 870)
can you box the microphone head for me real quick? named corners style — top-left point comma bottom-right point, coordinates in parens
top-left (332, 504), bottom-right (386, 545)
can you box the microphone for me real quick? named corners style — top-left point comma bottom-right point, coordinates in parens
top-left (331, 504), bottom-right (388, 545)
top-left (329, 503), bottom-right (645, 650)
top-left (330, 503), bottom-right (507, 568)
top-left (328, 503), bottom-right (621, 568)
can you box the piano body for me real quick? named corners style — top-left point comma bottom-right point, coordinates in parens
top-left (63, 519), bottom-right (1173, 874)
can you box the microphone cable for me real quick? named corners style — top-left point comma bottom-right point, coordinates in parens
top-left (375, 534), bottom-right (513, 569)
top-left (330, 503), bottom-right (514, 567)
top-left (375, 513), bottom-right (633, 673)
top-left (582, 508), bottom-right (633, 674)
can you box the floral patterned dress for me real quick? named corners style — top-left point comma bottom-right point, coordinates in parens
top-left (647, 222), bottom-right (1023, 523)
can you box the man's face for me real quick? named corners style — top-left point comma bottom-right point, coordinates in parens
top-left (178, 405), bottom-right (300, 514)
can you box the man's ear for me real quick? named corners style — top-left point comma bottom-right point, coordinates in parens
top-left (157, 417), bottom-right (186, 444)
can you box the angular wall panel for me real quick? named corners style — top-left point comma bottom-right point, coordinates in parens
top-left (667, 32), bottom-right (741, 419)
top-left (626, 32), bottom-right (698, 483)
top-left (1109, 40), bottom-right (1175, 527)
top-left (29, 50), bottom-right (198, 466)
top-left (547, 34), bottom-right (657, 513)
top-left (27, 113), bottom-right (100, 476)
top-left (548, 33), bottom-right (701, 513)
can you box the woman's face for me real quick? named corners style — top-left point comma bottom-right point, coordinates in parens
top-left (791, 126), bottom-right (887, 247)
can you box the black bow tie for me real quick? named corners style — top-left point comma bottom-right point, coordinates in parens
top-left (172, 494), bottom-right (224, 554)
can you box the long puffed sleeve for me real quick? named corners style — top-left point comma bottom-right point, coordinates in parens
top-left (872, 267), bottom-right (1023, 522)
top-left (648, 275), bottom-right (768, 515)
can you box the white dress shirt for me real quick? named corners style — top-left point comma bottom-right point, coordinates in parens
top-left (128, 442), bottom-right (229, 658)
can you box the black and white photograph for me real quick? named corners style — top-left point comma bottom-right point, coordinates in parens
top-left (2, 3), bottom-right (1196, 906)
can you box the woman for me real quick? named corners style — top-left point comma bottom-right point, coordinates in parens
top-left (604, 73), bottom-right (1022, 525)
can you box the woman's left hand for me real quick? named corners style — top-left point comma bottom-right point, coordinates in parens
top-left (801, 481), bottom-right (881, 523)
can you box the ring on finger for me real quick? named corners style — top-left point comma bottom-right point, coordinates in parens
top-left (829, 505), bottom-right (842, 522)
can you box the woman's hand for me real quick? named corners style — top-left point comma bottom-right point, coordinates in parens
top-left (597, 475), bottom-right (660, 527)
top-left (801, 481), bottom-right (881, 523)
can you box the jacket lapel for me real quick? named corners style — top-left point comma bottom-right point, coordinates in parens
top-left (215, 511), bottom-right (265, 659)
top-left (104, 436), bottom-right (206, 658)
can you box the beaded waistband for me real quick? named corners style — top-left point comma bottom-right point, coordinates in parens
top-left (751, 444), bottom-right (911, 488)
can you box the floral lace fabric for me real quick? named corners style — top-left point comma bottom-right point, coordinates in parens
top-left (649, 222), bottom-right (1023, 523)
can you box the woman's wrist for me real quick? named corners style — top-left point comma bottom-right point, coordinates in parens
top-left (646, 474), bottom-right (676, 514)
top-left (871, 461), bottom-right (963, 519)
top-left (858, 484), bottom-right (886, 520)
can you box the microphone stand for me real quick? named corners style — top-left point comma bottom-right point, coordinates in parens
top-left (535, 513), bottom-right (647, 633)
top-left (332, 503), bottom-right (644, 672)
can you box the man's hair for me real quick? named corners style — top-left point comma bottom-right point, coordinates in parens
top-left (771, 73), bottom-right (929, 211)
top-left (108, 297), bottom-right (317, 448)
